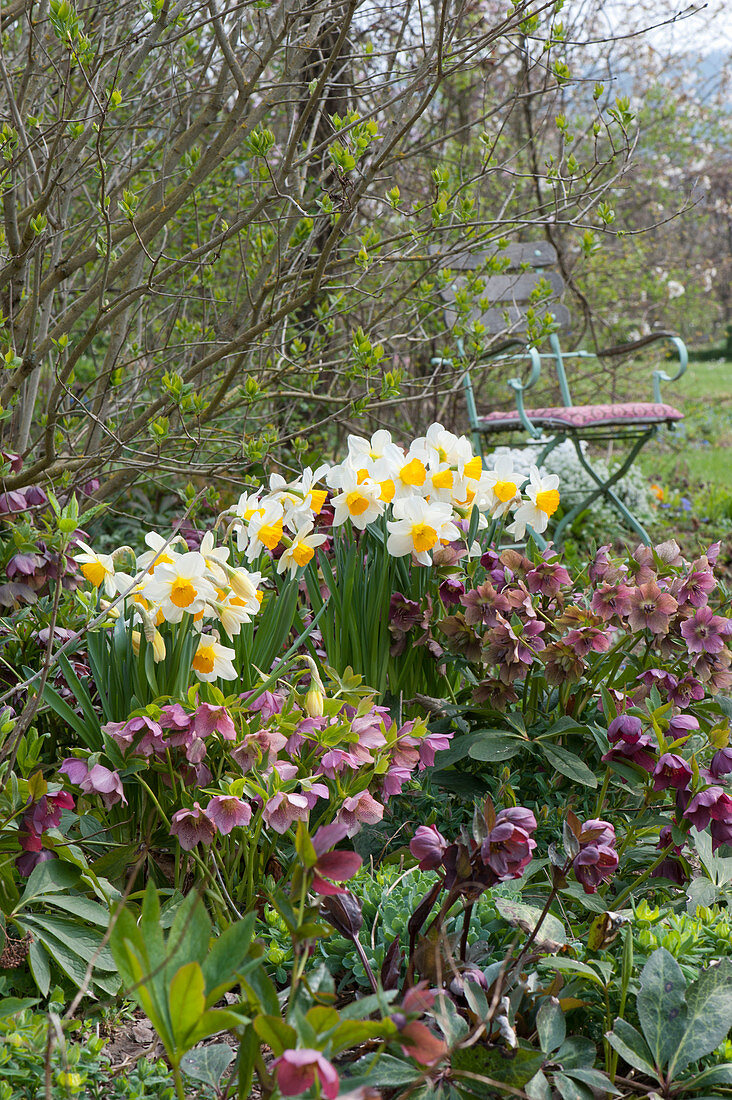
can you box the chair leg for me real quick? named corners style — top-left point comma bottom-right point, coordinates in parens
top-left (552, 433), bottom-right (653, 546)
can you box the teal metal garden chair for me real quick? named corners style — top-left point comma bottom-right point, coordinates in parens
top-left (433, 244), bottom-right (689, 545)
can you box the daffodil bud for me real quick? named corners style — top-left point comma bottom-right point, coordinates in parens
top-left (226, 565), bottom-right (258, 601)
top-left (305, 684), bottom-right (324, 718)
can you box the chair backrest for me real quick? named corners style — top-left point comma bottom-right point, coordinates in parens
top-left (436, 242), bottom-right (570, 335)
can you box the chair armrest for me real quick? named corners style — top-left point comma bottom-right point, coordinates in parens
top-left (506, 346), bottom-right (542, 438)
top-left (649, 336), bottom-right (689, 403)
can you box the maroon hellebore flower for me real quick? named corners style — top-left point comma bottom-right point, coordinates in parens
top-left (572, 818), bottom-right (618, 894)
top-left (310, 820), bottom-right (362, 895)
top-left (481, 807), bottom-right (537, 880)
top-left (653, 753), bottom-right (692, 791)
top-left (272, 1049), bottom-right (339, 1099)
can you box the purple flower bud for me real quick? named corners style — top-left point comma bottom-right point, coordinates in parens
top-left (709, 748), bottom-right (732, 779)
top-left (410, 824), bottom-right (448, 870)
top-left (668, 713), bottom-right (700, 740)
top-left (608, 714), bottom-right (643, 744)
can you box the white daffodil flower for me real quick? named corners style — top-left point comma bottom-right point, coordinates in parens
top-left (74, 540), bottom-right (117, 597)
top-left (386, 497), bottom-right (460, 565)
top-left (143, 552), bottom-right (217, 623)
top-left (191, 633), bottom-right (237, 681)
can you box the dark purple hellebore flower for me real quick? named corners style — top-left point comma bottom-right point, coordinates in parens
top-left (684, 786), bottom-right (732, 831)
top-left (709, 747), bottom-right (732, 779)
top-left (653, 753), bottom-right (693, 791)
top-left (608, 715), bottom-right (643, 744)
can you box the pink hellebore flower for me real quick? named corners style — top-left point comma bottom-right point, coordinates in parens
top-left (418, 729), bottom-right (453, 770)
top-left (170, 802), bottom-right (216, 850)
top-left (103, 715), bottom-right (166, 756)
top-left (159, 703), bottom-right (192, 730)
top-left (272, 1049), bottom-right (339, 1100)
top-left (204, 795), bottom-right (252, 834)
top-left (194, 703), bottom-right (236, 741)
top-left (310, 821), bottom-right (362, 895)
top-left (381, 764), bottom-right (412, 800)
top-left (410, 824), bottom-right (449, 871)
top-left (680, 605), bottom-right (732, 655)
top-left (60, 759), bottom-right (126, 808)
top-left (627, 581), bottom-right (678, 635)
top-left (240, 689), bottom-right (286, 720)
top-left (263, 791), bottom-right (310, 834)
top-left (338, 791), bottom-right (384, 837)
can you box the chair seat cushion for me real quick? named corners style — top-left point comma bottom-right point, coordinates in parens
top-left (476, 402), bottom-right (684, 432)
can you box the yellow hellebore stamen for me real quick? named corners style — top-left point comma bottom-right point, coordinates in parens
top-left (493, 479), bottom-right (517, 503)
top-left (399, 458), bottom-right (426, 487)
top-left (258, 521), bottom-right (283, 550)
top-left (81, 561), bottom-right (106, 587)
top-left (431, 468), bottom-right (453, 490)
top-left (170, 577), bottom-right (196, 608)
top-left (192, 645), bottom-right (216, 675)
top-left (411, 522), bottom-right (437, 553)
top-left (536, 488), bottom-right (560, 516)
top-left (346, 489), bottom-right (370, 516)
top-left (309, 489), bottom-right (327, 514)
top-left (379, 479), bottom-right (395, 503)
top-left (292, 541), bottom-right (315, 567)
top-left (464, 456), bottom-right (482, 480)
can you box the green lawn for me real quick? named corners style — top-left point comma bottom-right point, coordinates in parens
top-left (639, 358), bottom-right (732, 490)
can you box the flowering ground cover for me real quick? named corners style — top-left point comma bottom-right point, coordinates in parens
top-left (1, 423), bottom-right (732, 1100)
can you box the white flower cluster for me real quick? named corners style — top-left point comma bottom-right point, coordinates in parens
top-left (488, 439), bottom-right (654, 535)
top-left (74, 531), bottom-right (263, 681)
top-left (227, 423), bottom-right (561, 564)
